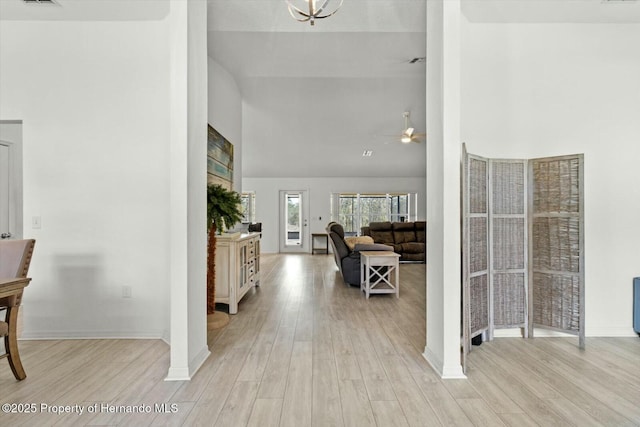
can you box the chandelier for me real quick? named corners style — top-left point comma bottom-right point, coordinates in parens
top-left (286, 0), bottom-right (344, 26)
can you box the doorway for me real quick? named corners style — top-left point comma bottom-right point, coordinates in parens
top-left (0, 121), bottom-right (23, 240)
top-left (279, 190), bottom-right (309, 253)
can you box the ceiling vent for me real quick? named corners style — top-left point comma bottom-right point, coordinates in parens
top-left (23, 0), bottom-right (57, 3)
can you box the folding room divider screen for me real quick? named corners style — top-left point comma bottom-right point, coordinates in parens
top-left (462, 145), bottom-right (584, 372)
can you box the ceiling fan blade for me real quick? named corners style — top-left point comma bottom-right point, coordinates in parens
top-left (403, 127), bottom-right (415, 137)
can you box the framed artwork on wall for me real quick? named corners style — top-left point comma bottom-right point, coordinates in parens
top-left (207, 125), bottom-right (234, 190)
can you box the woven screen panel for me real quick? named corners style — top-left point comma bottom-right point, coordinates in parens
top-left (533, 272), bottom-right (581, 332)
top-left (470, 217), bottom-right (488, 274)
top-left (470, 274), bottom-right (489, 333)
top-left (532, 217), bottom-right (580, 273)
top-left (492, 217), bottom-right (526, 270)
top-left (493, 273), bottom-right (526, 327)
top-left (470, 158), bottom-right (487, 214)
top-left (492, 162), bottom-right (525, 215)
top-left (533, 159), bottom-right (580, 214)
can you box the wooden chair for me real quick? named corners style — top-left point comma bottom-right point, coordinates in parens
top-left (0, 239), bottom-right (35, 380)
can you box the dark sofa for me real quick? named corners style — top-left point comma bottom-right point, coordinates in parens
top-left (326, 222), bottom-right (393, 286)
top-left (360, 221), bottom-right (426, 262)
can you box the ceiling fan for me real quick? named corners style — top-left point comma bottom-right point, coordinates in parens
top-left (389, 111), bottom-right (425, 144)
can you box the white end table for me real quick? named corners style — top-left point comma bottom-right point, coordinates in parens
top-left (359, 251), bottom-right (401, 299)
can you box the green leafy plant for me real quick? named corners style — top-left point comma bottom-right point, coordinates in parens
top-left (207, 184), bottom-right (243, 315)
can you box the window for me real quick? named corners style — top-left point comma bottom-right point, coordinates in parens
top-left (241, 192), bottom-right (255, 223)
top-left (330, 192), bottom-right (418, 235)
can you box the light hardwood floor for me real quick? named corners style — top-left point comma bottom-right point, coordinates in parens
top-left (1, 253), bottom-right (639, 426)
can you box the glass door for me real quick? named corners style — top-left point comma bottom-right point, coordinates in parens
top-left (279, 190), bottom-right (309, 253)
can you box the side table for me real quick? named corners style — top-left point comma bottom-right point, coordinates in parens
top-left (311, 233), bottom-right (329, 254)
top-left (359, 251), bottom-right (401, 299)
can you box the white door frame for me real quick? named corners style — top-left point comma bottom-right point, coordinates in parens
top-left (279, 190), bottom-right (309, 253)
top-left (0, 120), bottom-right (23, 240)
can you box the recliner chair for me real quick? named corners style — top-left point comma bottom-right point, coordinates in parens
top-left (326, 222), bottom-right (392, 286)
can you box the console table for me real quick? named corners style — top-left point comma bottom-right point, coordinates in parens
top-left (311, 233), bottom-right (329, 254)
top-left (359, 251), bottom-right (400, 299)
top-left (214, 232), bottom-right (261, 314)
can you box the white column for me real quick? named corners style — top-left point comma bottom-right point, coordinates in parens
top-left (166, 0), bottom-right (210, 381)
top-left (424, 0), bottom-right (465, 379)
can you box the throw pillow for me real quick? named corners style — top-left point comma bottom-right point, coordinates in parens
top-left (344, 236), bottom-right (374, 250)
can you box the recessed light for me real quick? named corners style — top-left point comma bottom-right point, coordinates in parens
top-left (362, 150), bottom-right (373, 157)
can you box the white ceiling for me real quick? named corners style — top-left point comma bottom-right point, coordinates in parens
top-left (208, 0), bottom-right (427, 178)
top-left (2, 0), bottom-right (638, 23)
top-left (0, 0), bottom-right (170, 21)
top-left (208, 0), bottom-right (640, 178)
top-left (4, 0), bottom-right (639, 178)
top-left (462, 0), bottom-right (640, 23)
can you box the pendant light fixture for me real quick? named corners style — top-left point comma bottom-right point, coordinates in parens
top-left (286, 0), bottom-right (344, 26)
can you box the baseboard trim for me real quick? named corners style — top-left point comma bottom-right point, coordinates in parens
top-left (422, 346), bottom-right (443, 376)
top-left (493, 327), bottom-right (638, 338)
top-left (19, 330), bottom-right (167, 340)
top-left (423, 345), bottom-right (466, 379)
top-left (189, 345), bottom-right (211, 378)
top-left (165, 366), bottom-right (191, 381)
top-left (584, 326), bottom-right (638, 337)
top-left (164, 345), bottom-right (210, 382)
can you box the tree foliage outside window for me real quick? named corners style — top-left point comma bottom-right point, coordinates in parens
top-left (287, 195), bottom-right (300, 230)
top-left (332, 193), bottom-right (417, 235)
top-left (241, 192), bottom-right (255, 223)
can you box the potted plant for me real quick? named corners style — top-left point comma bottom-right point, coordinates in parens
top-left (207, 183), bottom-right (243, 328)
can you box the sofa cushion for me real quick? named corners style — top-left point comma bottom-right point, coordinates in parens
top-left (344, 235), bottom-right (374, 250)
top-left (392, 222), bottom-right (417, 244)
top-left (415, 221), bottom-right (426, 243)
top-left (400, 242), bottom-right (425, 254)
top-left (368, 222), bottom-right (394, 245)
top-left (369, 221), bottom-right (392, 231)
top-left (402, 252), bottom-right (425, 262)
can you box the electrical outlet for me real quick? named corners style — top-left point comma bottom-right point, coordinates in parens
top-left (32, 216), bottom-right (41, 229)
top-left (122, 286), bottom-right (132, 298)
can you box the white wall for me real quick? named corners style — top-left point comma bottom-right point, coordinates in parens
top-left (461, 21), bottom-right (640, 336)
top-left (208, 58), bottom-right (243, 194)
top-left (243, 176), bottom-right (426, 253)
top-left (0, 20), bottom-right (171, 338)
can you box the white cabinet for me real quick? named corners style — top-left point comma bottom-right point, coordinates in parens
top-left (215, 232), bottom-right (261, 314)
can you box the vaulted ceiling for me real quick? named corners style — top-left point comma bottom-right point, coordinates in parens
top-left (207, 0), bottom-right (640, 178)
top-left (207, 0), bottom-right (427, 178)
top-left (3, 0), bottom-right (639, 177)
